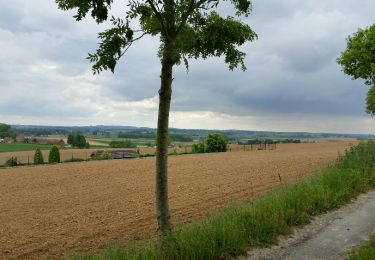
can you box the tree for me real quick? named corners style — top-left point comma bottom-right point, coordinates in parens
top-left (56, 0), bottom-right (256, 241)
top-left (48, 146), bottom-right (61, 163)
top-left (33, 148), bottom-right (44, 165)
top-left (5, 157), bottom-right (20, 167)
top-left (205, 133), bottom-right (227, 152)
top-left (337, 24), bottom-right (375, 115)
top-left (67, 133), bottom-right (89, 148)
top-left (0, 123), bottom-right (13, 138)
top-left (67, 134), bottom-right (74, 145)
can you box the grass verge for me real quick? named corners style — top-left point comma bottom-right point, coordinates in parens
top-left (69, 141), bottom-right (375, 260)
top-left (348, 233), bottom-right (375, 260)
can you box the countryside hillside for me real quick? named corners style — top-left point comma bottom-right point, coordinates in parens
top-left (1, 0), bottom-right (375, 259)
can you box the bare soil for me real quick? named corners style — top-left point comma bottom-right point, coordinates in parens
top-left (0, 142), bottom-right (353, 259)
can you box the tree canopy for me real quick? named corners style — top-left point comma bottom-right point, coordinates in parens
top-left (337, 24), bottom-right (375, 115)
top-left (0, 123), bottom-right (14, 138)
top-left (56, 0), bottom-right (257, 73)
top-left (67, 133), bottom-right (89, 148)
top-left (205, 133), bottom-right (227, 152)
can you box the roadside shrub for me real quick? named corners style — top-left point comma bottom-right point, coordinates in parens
top-left (5, 157), bottom-right (21, 167)
top-left (48, 146), bottom-right (60, 163)
top-left (33, 148), bottom-right (44, 165)
top-left (337, 141), bottom-right (375, 174)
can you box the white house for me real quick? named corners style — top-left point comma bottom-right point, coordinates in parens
top-left (0, 138), bottom-right (4, 143)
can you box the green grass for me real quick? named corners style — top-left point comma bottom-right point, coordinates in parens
top-left (0, 143), bottom-right (53, 152)
top-left (349, 233), bottom-right (375, 260)
top-left (67, 142), bottom-right (375, 260)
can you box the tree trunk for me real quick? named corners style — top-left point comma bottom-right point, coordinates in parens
top-left (156, 43), bottom-right (174, 242)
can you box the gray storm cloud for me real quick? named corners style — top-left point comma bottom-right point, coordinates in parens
top-left (0, 0), bottom-right (374, 133)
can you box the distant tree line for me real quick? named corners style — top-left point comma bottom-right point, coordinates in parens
top-left (118, 131), bottom-right (193, 142)
top-left (118, 131), bottom-right (155, 139)
top-left (243, 139), bottom-right (301, 145)
top-left (14, 128), bottom-right (69, 136)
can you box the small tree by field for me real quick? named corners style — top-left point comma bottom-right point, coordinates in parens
top-left (192, 134), bottom-right (227, 153)
top-left (205, 133), bottom-right (228, 152)
top-left (0, 123), bottom-right (15, 139)
top-left (56, 0), bottom-right (257, 241)
top-left (5, 157), bottom-right (20, 167)
top-left (33, 148), bottom-right (44, 165)
top-left (337, 24), bottom-right (375, 115)
top-left (67, 133), bottom-right (89, 148)
top-left (48, 146), bottom-right (61, 163)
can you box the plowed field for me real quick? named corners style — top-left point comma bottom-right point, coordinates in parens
top-left (0, 147), bottom-right (191, 165)
top-left (0, 142), bottom-right (354, 259)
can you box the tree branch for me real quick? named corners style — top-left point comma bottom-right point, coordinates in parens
top-left (119, 32), bottom-right (148, 59)
top-left (146, 0), bottom-right (170, 39)
top-left (175, 0), bottom-right (209, 34)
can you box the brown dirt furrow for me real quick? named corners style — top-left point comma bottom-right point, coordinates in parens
top-left (0, 142), bottom-right (354, 259)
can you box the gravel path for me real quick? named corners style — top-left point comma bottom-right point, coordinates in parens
top-left (245, 190), bottom-right (375, 260)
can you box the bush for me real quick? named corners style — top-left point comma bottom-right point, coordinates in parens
top-left (192, 143), bottom-right (206, 153)
top-left (33, 148), bottom-right (44, 165)
top-left (5, 157), bottom-right (21, 167)
top-left (48, 146), bottom-right (60, 163)
top-left (205, 134), bottom-right (228, 153)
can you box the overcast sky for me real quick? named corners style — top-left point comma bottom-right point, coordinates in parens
top-left (0, 0), bottom-right (374, 134)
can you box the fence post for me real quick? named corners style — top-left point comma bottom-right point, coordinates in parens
top-left (28, 156), bottom-right (29, 166)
